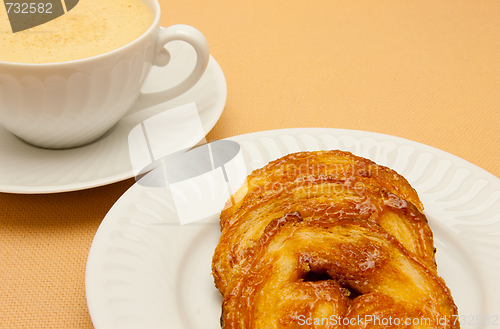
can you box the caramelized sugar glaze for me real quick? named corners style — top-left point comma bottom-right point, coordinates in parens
top-left (212, 150), bottom-right (459, 329)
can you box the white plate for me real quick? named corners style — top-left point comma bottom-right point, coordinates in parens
top-left (85, 128), bottom-right (500, 329)
top-left (0, 41), bottom-right (227, 194)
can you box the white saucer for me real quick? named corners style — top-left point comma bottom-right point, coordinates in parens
top-left (0, 41), bottom-right (227, 194)
top-left (86, 128), bottom-right (500, 329)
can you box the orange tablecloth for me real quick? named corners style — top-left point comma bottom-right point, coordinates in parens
top-left (1, 0), bottom-right (499, 327)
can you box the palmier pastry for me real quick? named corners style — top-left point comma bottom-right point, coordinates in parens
top-left (212, 150), bottom-right (459, 329)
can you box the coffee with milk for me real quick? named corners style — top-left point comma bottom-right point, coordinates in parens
top-left (0, 0), bottom-right (154, 63)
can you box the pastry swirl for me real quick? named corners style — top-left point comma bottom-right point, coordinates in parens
top-left (212, 150), bottom-right (459, 329)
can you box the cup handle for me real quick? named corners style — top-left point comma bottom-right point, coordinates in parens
top-left (129, 24), bottom-right (210, 112)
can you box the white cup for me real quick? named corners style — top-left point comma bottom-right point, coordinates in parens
top-left (0, 0), bottom-right (210, 149)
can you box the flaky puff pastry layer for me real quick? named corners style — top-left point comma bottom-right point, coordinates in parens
top-left (212, 150), bottom-right (459, 329)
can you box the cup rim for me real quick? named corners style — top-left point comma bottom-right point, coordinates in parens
top-left (0, 0), bottom-right (161, 67)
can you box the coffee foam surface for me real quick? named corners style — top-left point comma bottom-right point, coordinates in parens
top-left (0, 0), bottom-right (154, 63)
